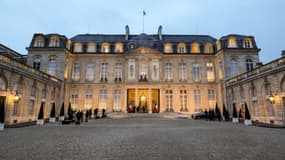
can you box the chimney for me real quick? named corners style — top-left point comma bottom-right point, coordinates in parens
top-left (281, 50), bottom-right (285, 57)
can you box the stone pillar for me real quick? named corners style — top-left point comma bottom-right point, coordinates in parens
top-left (148, 88), bottom-right (152, 113)
top-left (135, 89), bottom-right (138, 107)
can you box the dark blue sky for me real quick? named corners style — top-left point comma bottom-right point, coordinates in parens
top-left (1, 0), bottom-right (284, 63)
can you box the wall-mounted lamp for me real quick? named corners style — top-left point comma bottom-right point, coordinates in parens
top-left (269, 93), bottom-right (275, 104)
top-left (14, 93), bottom-right (21, 103)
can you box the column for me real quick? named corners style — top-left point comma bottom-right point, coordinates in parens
top-left (135, 89), bottom-right (138, 107)
top-left (148, 88), bottom-right (152, 113)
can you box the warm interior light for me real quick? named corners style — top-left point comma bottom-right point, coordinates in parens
top-left (269, 94), bottom-right (275, 103)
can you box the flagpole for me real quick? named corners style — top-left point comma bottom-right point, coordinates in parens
top-left (143, 11), bottom-right (145, 33)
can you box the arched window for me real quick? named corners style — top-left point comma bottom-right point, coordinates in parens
top-left (228, 37), bottom-right (237, 48)
top-left (33, 57), bottom-right (41, 70)
top-left (164, 43), bottom-right (173, 53)
top-left (177, 43), bottom-right (186, 53)
top-left (246, 59), bottom-right (253, 71)
top-left (115, 42), bottom-right (124, 53)
top-left (87, 42), bottom-right (96, 52)
top-left (101, 43), bottom-right (110, 53)
top-left (74, 43), bottom-right (82, 53)
top-left (49, 36), bottom-right (59, 47)
top-left (191, 43), bottom-right (200, 53)
top-left (33, 36), bottom-right (44, 47)
top-left (204, 43), bottom-right (213, 53)
top-left (230, 59), bottom-right (238, 76)
top-left (47, 56), bottom-right (57, 76)
top-left (0, 77), bottom-right (7, 90)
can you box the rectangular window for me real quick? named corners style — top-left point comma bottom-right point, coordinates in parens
top-left (206, 62), bottom-right (215, 82)
top-left (194, 90), bottom-right (201, 112)
top-left (29, 100), bottom-right (34, 116)
top-left (179, 63), bottom-right (187, 81)
top-left (208, 89), bottom-right (216, 108)
top-left (165, 63), bottom-right (173, 81)
top-left (100, 63), bottom-right (108, 81)
top-left (165, 90), bottom-right (173, 111)
top-left (193, 64), bottom-right (200, 82)
top-left (113, 90), bottom-right (121, 111)
top-left (86, 64), bottom-right (95, 81)
top-left (115, 63), bottom-right (122, 80)
top-left (180, 90), bottom-right (188, 111)
top-left (31, 86), bottom-right (36, 97)
top-left (72, 64), bottom-right (80, 81)
top-left (84, 90), bottom-right (92, 110)
top-left (71, 90), bottom-right (78, 110)
top-left (99, 90), bottom-right (107, 110)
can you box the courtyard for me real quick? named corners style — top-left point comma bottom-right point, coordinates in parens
top-left (0, 116), bottom-right (285, 160)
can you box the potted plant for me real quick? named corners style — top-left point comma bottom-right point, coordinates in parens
top-left (232, 103), bottom-right (238, 123)
top-left (37, 102), bottom-right (44, 125)
top-left (0, 99), bottom-right (5, 131)
top-left (244, 103), bottom-right (252, 125)
top-left (59, 102), bottom-right (65, 121)
top-left (49, 103), bottom-right (56, 123)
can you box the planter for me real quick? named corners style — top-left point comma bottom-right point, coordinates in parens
top-left (244, 119), bottom-right (252, 126)
top-left (59, 116), bottom-right (65, 121)
top-left (36, 119), bottom-right (44, 125)
top-left (49, 117), bottom-right (56, 123)
top-left (0, 123), bottom-right (4, 131)
top-left (232, 118), bottom-right (239, 123)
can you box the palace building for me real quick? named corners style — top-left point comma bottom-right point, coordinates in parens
top-left (1, 25), bottom-right (284, 125)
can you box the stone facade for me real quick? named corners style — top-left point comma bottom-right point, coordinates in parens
top-left (226, 55), bottom-right (285, 125)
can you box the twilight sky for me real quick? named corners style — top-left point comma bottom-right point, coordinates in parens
top-left (0, 0), bottom-right (284, 63)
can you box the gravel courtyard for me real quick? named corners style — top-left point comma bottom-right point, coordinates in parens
top-left (0, 117), bottom-right (285, 160)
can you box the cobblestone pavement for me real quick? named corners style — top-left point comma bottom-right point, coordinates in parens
top-left (0, 117), bottom-right (285, 160)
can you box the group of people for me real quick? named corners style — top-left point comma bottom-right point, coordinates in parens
top-left (74, 108), bottom-right (107, 125)
top-left (127, 104), bottom-right (160, 113)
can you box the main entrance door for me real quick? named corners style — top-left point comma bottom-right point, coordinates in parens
top-left (127, 89), bottom-right (160, 113)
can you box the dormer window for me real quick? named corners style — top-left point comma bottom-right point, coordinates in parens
top-left (191, 43), bottom-right (200, 53)
top-left (228, 37), bottom-right (237, 48)
top-left (115, 42), bottom-right (124, 53)
top-left (34, 36), bottom-right (44, 47)
top-left (177, 43), bottom-right (186, 53)
top-left (204, 43), bottom-right (213, 53)
top-left (49, 36), bottom-right (59, 47)
top-left (246, 59), bottom-right (253, 71)
top-left (101, 43), bottom-right (110, 53)
top-left (243, 39), bottom-right (252, 48)
top-left (164, 43), bottom-right (173, 53)
top-left (74, 43), bottom-right (82, 53)
top-left (33, 57), bottom-right (41, 70)
top-left (87, 42), bottom-right (96, 53)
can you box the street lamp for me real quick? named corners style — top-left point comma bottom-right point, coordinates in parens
top-left (269, 93), bottom-right (275, 104)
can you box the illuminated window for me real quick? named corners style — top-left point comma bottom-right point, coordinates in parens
top-left (115, 43), bottom-right (124, 53)
top-left (204, 43), bottom-right (213, 53)
top-left (177, 43), bottom-right (186, 53)
top-left (71, 89), bottom-right (78, 110)
top-left (208, 89), bottom-right (216, 108)
top-left (101, 43), bottom-right (110, 53)
top-left (243, 39), bottom-right (252, 48)
top-left (228, 37), bottom-right (237, 48)
top-left (115, 63), bottom-right (122, 80)
top-left (206, 62), bottom-right (215, 82)
top-left (49, 36), bottom-right (59, 47)
top-left (100, 63), bottom-right (108, 81)
top-left (74, 43), bottom-right (82, 52)
top-left (191, 43), bottom-right (200, 53)
top-left (180, 90), bottom-right (188, 111)
top-left (85, 90), bottom-right (92, 110)
top-left (113, 90), bottom-right (121, 111)
top-left (164, 43), bottom-right (173, 53)
top-left (99, 90), bottom-right (107, 110)
top-left (47, 56), bottom-right (57, 76)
